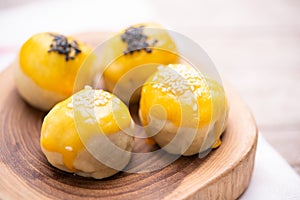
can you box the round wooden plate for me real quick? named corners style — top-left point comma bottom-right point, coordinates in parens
top-left (0, 32), bottom-right (257, 200)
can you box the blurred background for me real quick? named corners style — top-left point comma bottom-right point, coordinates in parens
top-left (0, 0), bottom-right (299, 175)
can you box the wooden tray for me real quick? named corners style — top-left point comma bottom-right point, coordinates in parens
top-left (0, 32), bottom-right (258, 200)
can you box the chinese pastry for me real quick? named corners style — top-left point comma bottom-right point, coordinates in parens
top-left (102, 23), bottom-right (179, 104)
top-left (139, 64), bottom-right (228, 156)
top-left (14, 32), bottom-right (95, 111)
top-left (40, 87), bottom-right (135, 179)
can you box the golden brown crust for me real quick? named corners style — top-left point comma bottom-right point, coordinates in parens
top-left (42, 131), bottom-right (134, 179)
top-left (142, 115), bottom-right (226, 156)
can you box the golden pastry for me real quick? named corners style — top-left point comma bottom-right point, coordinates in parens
top-left (139, 64), bottom-right (228, 156)
top-left (40, 86), bottom-right (134, 179)
top-left (102, 23), bottom-right (179, 104)
top-left (14, 32), bottom-right (95, 111)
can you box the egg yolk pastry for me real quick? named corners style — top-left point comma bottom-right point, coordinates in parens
top-left (14, 32), bottom-right (95, 111)
top-left (41, 86), bottom-right (135, 179)
top-left (102, 23), bottom-right (179, 104)
top-left (139, 64), bottom-right (228, 156)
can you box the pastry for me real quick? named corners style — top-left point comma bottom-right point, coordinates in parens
top-left (40, 86), bottom-right (135, 179)
top-left (139, 64), bottom-right (228, 156)
top-left (102, 23), bottom-right (179, 104)
top-left (14, 32), bottom-right (95, 111)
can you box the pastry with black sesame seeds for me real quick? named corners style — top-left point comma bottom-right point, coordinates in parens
top-left (14, 32), bottom-right (96, 111)
top-left (101, 23), bottom-right (179, 104)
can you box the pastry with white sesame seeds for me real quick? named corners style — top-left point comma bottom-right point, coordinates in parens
top-left (139, 64), bottom-right (228, 156)
top-left (102, 23), bottom-right (179, 104)
top-left (14, 32), bottom-right (96, 111)
top-left (40, 86), bottom-right (135, 179)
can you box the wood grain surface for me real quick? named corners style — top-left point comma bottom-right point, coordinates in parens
top-left (0, 32), bottom-right (258, 199)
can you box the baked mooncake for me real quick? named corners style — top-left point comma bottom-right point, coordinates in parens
top-left (41, 86), bottom-right (135, 179)
top-left (102, 23), bottom-right (179, 104)
top-left (139, 64), bottom-right (228, 156)
top-left (15, 32), bottom-right (95, 111)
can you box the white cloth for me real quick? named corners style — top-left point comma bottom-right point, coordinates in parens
top-left (0, 1), bottom-right (300, 199)
top-left (240, 135), bottom-right (300, 199)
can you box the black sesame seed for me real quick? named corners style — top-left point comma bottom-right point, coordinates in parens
top-left (145, 48), bottom-right (152, 53)
top-left (48, 33), bottom-right (81, 61)
top-left (121, 25), bottom-right (158, 55)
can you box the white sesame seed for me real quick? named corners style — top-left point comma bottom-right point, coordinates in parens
top-left (149, 64), bottom-right (207, 96)
top-left (193, 104), bottom-right (197, 111)
top-left (65, 146), bottom-right (73, 151)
